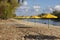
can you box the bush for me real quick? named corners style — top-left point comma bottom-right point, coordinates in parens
top-left (0, 0), bottom-right (19, 19)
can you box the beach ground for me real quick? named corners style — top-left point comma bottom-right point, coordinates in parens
top-left (0, 19), bottom-right (60, 40)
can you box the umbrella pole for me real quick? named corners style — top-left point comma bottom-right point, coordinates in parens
top-left (48, 19), bottom-right (49, 28)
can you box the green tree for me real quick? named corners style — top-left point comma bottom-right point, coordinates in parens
top-left (0, 0), bottom-right (24, 19)
top-left (38, 13), bottom-right (47, 17)
top-left (52, 10), bottom-right (60, 18)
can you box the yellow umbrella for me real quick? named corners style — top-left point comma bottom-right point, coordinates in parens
top-left (31, 16), bottom-right (41, 18)
top-left (41, 13), bottom-right (58, 18)
top-left (41, 13), bottom-right (58, 28)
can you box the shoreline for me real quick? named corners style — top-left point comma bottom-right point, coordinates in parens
top-left (12, 19), bottom-right (60, 28)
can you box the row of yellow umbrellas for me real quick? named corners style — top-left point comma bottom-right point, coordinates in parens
top-left (30, 13), bottom-right (58, 19)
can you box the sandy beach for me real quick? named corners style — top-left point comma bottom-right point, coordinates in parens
top-left (0, 19), bottom-right (60, 40)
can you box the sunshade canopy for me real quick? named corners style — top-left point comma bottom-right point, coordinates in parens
top-left (41, 14), bottom-right (58, 18)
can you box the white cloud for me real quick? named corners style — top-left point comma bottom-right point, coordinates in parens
top-left (18, 1), bottom-right (29, 11)
top-left (33, 5), bottom-right (40, 9)
top-left (19, 6), bottom-right (29, 12)
top-left (33, 5), bottom-right (40, 11)
top-left (23, 1), bottom-right (28, 6)
top-left (49, 8), bottom-right (53, 11)
top-left (54, 5), bottom-right (60, 11)
top-left (19, 6), bottom-right (29, 9)
top-left (46, 5), bottom-right (60, 12)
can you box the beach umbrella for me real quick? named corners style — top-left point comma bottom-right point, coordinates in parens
top-left (31, 16), bottom-right (41, 19)
top-left (41, 13), bottom-right (58, 28)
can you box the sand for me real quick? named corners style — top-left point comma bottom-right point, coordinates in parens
top-left (0, 19), bottom-right (60, 40)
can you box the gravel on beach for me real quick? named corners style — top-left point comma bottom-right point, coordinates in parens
top-left (0, 19), bottom-right (60, 40)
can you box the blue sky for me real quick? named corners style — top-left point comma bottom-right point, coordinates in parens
top-left (16, 0), bottom-right (60, 16)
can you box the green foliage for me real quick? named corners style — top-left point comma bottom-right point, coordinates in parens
top-left (51, 10), bottom-right (60, 21)
top-left (52, 10), bottom-right (60, 18)
top-left (12, 14), bottom-right (16, 17)
top-left (0, 0), bottom-right (20, 19)
top-left (38, 13), bottom-right (47, 17)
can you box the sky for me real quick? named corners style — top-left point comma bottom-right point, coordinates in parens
top-left (15, 0), bottom-right (60, 16)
